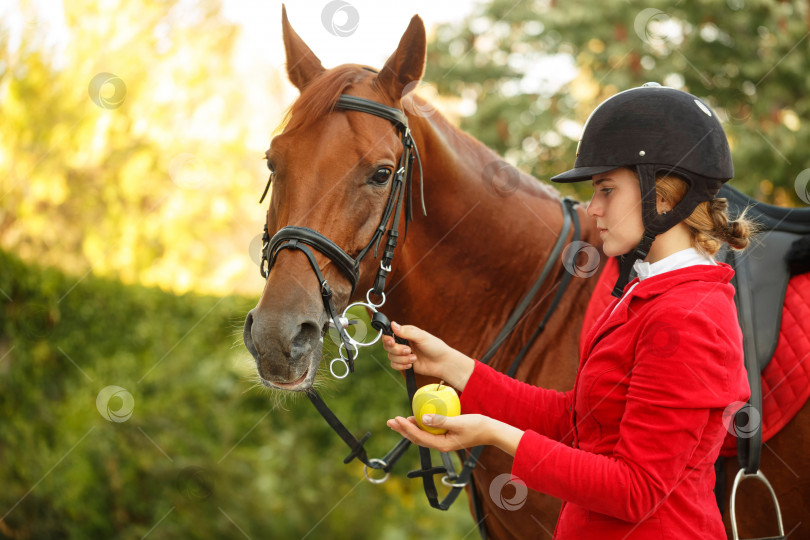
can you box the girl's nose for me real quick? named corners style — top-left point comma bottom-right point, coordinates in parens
top-left (587, 194), bottom-right (602, 218)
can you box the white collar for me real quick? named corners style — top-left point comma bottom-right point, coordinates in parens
top-left (632, 247), bottom-right (717, 281)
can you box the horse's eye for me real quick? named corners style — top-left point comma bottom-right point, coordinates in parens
top-left (370, 167), bottom-right (392, 185)
top-left (267, 160), bottom-right (274, 172)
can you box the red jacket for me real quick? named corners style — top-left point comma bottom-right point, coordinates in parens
top-left (461, 263), bottom-right (750, 539)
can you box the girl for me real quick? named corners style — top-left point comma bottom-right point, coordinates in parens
top-left (383, 84), bottom-right (753, 539)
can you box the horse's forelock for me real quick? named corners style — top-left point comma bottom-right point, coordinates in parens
top-left (281, 66), bottom-right (370, 136)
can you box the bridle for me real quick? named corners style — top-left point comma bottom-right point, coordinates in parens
top-left (260, 94), bottom-right (424, 376)
top-left (256, 93), bottom-right (582, 535)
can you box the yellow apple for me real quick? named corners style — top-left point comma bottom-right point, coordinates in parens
top-left (411, 383), bottom-right (461, 435)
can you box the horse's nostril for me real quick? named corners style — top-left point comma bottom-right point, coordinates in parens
top-left (291, 320), bottom-right (320, 357)
top-left (243, 310), bottom-right (259, 357)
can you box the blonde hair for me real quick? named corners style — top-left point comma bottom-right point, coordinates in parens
top-left (655, 173), bottom-right (757, 256)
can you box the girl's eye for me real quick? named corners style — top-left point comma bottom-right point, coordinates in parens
top-left (601, 188), bottom-right (613, 195)
top-left (370, 167), bottom-right (393, 185)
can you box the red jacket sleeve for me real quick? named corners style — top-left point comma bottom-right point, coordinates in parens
top-left (460, 360), bottom-right (573, 444)
top-left (511, 308), bottom-right (749, 522)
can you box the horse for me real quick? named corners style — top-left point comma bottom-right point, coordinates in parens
top-left (241, 9), bottom-right (810, 539)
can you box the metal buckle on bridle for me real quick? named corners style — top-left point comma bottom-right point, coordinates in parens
top-left (441, 475), bottom-right (469, 489)
top-left (327, 299), bottom-right (388, 379)
top-left (363, 458), bottom-right (390, 485)
top-left (365, 289), bottom-right (386, 308)
top-left (260, 224), bottom-right (271, 279)
top-left (329, 341), bottom-right (359, 379)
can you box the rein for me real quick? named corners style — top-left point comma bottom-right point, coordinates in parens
top-left (258, 94), bottom-right (581, 529)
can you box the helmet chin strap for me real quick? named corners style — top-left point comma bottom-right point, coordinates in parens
top-left (610, 164), bottom-right (711, 297)
top-left (612, 233), bottom-right (656, 297)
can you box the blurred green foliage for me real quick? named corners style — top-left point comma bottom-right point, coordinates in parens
top-left (425, 0), bottom-right (810, 206)
top-left (0, 0), bottom-right (277, 295)
top-left (0, 249), bottom-right (472, 539)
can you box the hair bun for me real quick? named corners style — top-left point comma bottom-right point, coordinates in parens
top-left (725, 219), bottom-right (751, 250)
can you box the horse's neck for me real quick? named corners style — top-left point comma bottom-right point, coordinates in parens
top-left (385, 108), bottom-right (599, 378)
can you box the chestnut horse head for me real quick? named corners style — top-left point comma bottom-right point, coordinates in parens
top-left (243, 8), bottom-right (427, 391)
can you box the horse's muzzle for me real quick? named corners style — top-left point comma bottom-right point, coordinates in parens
top-left (243, 307), bottom-right (322, 390)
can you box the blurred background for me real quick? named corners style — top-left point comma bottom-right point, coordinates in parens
top-left (1, 0), bottom-right (808, 538)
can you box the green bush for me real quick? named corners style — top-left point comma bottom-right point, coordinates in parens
top-left (0, 250), bottom-right (472, 539)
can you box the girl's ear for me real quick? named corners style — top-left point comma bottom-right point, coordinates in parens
top-left (656, 195), bottom-right (672, 214)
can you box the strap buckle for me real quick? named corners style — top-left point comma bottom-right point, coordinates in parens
top-left (363, 458), bottom-right (391, 485)
top-left (441, 475), bottom-right (469, 488)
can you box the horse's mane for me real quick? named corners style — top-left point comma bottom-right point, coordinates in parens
top-left (279, 65), bottom-right (369, 136)
top-left (277, 64), bottom-right (563, 202)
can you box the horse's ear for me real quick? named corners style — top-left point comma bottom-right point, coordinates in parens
top-left (281, 4), bottom-right (325, 91)
top-left (375, 15), bottom-right (426, 102)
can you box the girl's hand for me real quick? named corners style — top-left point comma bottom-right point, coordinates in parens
top-left (386, 414), bottom-right (523, 456)
top-left (382, 322), bottom-right (474, 389)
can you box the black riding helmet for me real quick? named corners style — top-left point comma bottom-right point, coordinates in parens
top-left (551, 83), bottom-right (734, 297)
